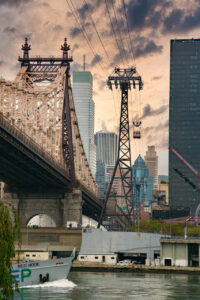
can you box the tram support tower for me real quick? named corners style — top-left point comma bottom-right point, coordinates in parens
top-left (97, 67), bottom-right (143, 228)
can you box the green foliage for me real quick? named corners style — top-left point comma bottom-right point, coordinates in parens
top-left (128, 218), bottom-right (200, 237)
top-left (0, 201), bottom-right (21, 300)
top-left (160, 180), bottom-right (167, 184)
top-left (128, 219), bottom-right (161, 233)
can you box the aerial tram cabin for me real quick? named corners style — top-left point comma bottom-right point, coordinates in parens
top-left (133, 121), bottom-right (142, 139)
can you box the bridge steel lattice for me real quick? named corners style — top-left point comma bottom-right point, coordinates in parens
top-left (0, 38), bottom-right (105, 227)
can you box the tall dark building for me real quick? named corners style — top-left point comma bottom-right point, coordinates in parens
top-left (169, 39), bottom-right (200, 214)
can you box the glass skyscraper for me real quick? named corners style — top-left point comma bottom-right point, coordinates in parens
top-left (72, 71), bottom-right (96, 177)
top-left (169, 39), bottom-right (200, 213)
top-left (132, 155), bottom-right (153, 207)
top-left (95, 131), bottom-right (118, 199)
top-left (94, 131), bottom-right (118, 166)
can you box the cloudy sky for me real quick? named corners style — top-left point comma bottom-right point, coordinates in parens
top-left (0, 0), bottom-right (200, 175)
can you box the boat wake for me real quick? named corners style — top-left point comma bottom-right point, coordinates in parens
top-left (21, 279), bottom-right (76, 289)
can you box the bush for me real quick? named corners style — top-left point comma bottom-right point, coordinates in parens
top-left (0, 202), bottom-right (21, 300)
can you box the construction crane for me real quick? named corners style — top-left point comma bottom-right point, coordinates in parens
top-left (169, 147), bottom-right (200, 179)
top-left (173, 168), bottom-right (197, 190)
top-left (169, 146), bottom-right (200, 216)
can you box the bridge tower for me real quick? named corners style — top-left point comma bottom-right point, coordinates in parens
top-left (98, 68), bottom-right (143, 229)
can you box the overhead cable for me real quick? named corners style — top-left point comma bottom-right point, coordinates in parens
top-left (110, 0), bottom-right (129, 65)
top-left (66, 0), bottom-right (107, 76)
top-left (121, 0), bottom-right (135, 63)
top-left (104, 0), bottom-right (126, 67)
top-left (82, 0), bottom-right (111, 64)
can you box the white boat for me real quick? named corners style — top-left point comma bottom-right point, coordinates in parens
top-left (12, 251), bottom-right (74, 287)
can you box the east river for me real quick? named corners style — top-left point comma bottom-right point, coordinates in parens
top-left (14, 271), bottom-right (200, 299)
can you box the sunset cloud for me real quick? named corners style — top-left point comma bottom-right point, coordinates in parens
top-left (0, 0), bottom-right (200, 174)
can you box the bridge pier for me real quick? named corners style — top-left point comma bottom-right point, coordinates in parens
top-left (62, 188), bottom-right (82, 226)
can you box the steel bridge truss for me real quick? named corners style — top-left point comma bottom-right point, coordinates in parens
top-left (0, 38), bottom-right (97, 195)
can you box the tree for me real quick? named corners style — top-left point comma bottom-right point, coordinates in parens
top-left (160, 180), bottom-right (168, 184)
top-left (0, 201), bottom-right (21, 300)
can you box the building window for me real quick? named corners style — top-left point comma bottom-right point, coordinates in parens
top-left (95, 256), bottom-right (99, 259)
top-left (80, 256), bottom-right (85, 259)
top-left (111, 257), bottom-right (115, 259)
top-left (26, 254), bottom-right (30, 257)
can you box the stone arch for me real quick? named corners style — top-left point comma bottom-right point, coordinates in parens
top-left (27, 214), bottom-right (56, 227)
top-left (18, 198), bottom-right (63, 227)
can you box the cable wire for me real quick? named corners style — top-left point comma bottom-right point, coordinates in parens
top-left (110, 0), bottom-right (129, 65)
top-left (82, 0), bottom-right (111, 64)
top-left (104, 0), bottom-right (126, 67)
top-left (80, 0), bottom-right (119, 125)
top-left (66, 0), bottom-right (107, 77)
top-left (121, 0), bottom-right (135, 63)
top-left (66, 0), bottom-right (122, 136)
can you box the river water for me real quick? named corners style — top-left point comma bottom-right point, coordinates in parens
top-left (14, 271), bottom-right (200, 299)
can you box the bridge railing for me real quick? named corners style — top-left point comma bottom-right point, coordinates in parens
top-left (0, 112), bottom-right (69, 177)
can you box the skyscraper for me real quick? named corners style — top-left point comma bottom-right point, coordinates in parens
top-left (169, 39), bottom-right (200, 213)
top-left (144, 146), bottom-right (158, 190)
top-left (72, 71), bottom-right (96, 177)
top-left (94, 131), bottom-right (118, 166)
top-left (95, 131), bottom-right (118, 199)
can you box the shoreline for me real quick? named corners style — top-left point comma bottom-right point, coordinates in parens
top-left (71, 261), bottom-right (200, 274)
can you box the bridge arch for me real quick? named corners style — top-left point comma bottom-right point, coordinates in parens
top-left (27, 214), bottom-right (56, 228)
top-left (18, 198), bottom-right (63, 228)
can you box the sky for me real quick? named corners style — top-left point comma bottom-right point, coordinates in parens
top-left (0, 0), bottom-right (200, 175)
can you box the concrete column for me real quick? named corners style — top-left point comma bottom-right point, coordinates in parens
top-left (199, 245), bottom-right (200, 267)
top-left (172, 244), bottom-right (175, 266)
top-left (160, 243), bottom-right (163, 265)
top-left (62, 188), bottom-right (82, 227)
top-left (186, 244), bottom-right (189, 267)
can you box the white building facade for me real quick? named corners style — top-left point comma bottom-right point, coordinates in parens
top-left (72, 71), bottom-right (96, 177)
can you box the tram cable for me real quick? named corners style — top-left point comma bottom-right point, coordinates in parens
top-left (81, 0), bottom-right (111, 64)
top-left (66, 0), bottom-right (107, 77)
top-left (110, 0), bottom-right (129, 65)
top-left (104, 0), bottom-right (126, 67)
top-left (121, 0), bottom-right (135, 63)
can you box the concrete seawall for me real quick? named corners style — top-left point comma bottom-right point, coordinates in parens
top-left (72, 261), bottom-right (200, 274)
top-left (15, 228), bottom-right (82, 252)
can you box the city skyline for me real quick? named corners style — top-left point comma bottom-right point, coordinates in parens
top-left (1, 0), bottom-right (200, 175)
